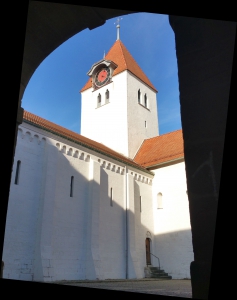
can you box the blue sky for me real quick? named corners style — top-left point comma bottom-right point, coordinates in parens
top-left (22, 11), bottom-right (181, 136)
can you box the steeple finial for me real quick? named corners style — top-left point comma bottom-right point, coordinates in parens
top-left (114, 17), bottom-right (122, 40)
top-left (103, 50), bottom-right (105, 59)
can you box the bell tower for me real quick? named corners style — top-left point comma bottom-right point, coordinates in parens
top-left (80, 23), bottom-right (159, 158)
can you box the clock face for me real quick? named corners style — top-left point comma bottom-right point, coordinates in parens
top-left (95, 67), bottom-right (110, 87)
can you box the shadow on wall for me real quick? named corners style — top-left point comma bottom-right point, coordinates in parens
top-left (3, 130), bottom-right (193, 282)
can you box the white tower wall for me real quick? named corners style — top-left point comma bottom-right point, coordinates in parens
top-left (127, 72), bottom-right (159, 158)
top-left (81, 71), bottom-right (129, 156)
top-left (81, 71), bottom-right (159, 158)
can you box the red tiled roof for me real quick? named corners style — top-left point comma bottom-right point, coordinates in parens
top-left (23, 110), bottom-right (151, 173)
top-left (81, 40), bottom-right (157, 92)
top-left (134, 130), bottom-right (184, 168)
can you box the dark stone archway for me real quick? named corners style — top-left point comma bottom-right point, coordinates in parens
top-left (2, 2), bottom-right (236, 299)
top-left (169, 16), bottom-right (235, 299)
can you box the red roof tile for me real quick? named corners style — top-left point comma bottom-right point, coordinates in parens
top-left (134, 130), bottom-right (184, 168)
top-left (81, 40), bottom-right (157, 92)
top-left (23, 110), bottom-right (151, 173)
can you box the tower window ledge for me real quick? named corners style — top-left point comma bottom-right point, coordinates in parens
top-left (138, 103), bottom-right (150, 111)
top-left (92, 80), bottom-right (113, 92)
top-left (96, 101), bottom-right (110, 109)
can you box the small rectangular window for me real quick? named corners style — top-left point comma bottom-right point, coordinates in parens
top-left (14, 160), bottom-right (21, 185)
top-left (110, 188), bottom-right (113, 207)
top-left (145, 121), bottom-right (147, 128)
top-left (70, 176), bottom-right (74, 197)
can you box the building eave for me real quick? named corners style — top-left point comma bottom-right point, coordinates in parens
top-left (23, 119), bottom-right (154, 176)
top-left (146, 157), bottom-right (184, 170)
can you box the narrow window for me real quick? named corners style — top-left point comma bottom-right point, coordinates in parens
top-left (157, 193), bottom-right (163, 209)
top-left (70, 176), bottom-right (74, 197)
top-left (105, 89), bottom-right (109, 103)
top-left (97, 93), bottom-right (101, 107)
top-left (138, 89), bottom-right (141, 103)
top-left (14, 160), bottom-right (21, 185)
top-left (145, 121), bottom-right (147, 128)
top-left (110, 188), bottom-right (113, 207)
top-left (140, 196), bottom-right (142, 212)
top-left (144, 93), bottom-right (147, 107)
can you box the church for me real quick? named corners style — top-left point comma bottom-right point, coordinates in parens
top-left (2, 25), bottom-right (194, 282)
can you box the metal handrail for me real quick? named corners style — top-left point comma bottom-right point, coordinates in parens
top-left (149, 253), bottom-right (160, 270)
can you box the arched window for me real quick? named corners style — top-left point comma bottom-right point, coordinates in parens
top-left (105, 89), bottom-right (109, 103)
top-left (138, 89), bottom-right (141, 103)
top-left (157, 193), bottom-right (163, 209)
top-left (144, 93), bottom-right (147, 107)
top-left (110, 188), bottom-right (113, 207)
top-left (97, 93), bottom-right (101, 107)
top-left (70, 176), bottom-right (74, 197)
top-left (14, 160), bottom-right (21, 185)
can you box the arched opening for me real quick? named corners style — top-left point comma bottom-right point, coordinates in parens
top-left (138, 89), bottom-right (141, 103)
top-left (97, 93), bottom-right (101, 107)
top-left (105, 89), bottom-right (109, 103)
top-left (144, 93), bottom-right (147, 107)
top-left (6, 5), bottom-right (231, 298)
top-left (157, 192), bottom-right (163, 209)
top-left (145, 238), bottom-right (151, 266)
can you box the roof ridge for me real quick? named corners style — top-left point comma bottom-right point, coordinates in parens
top-left (117, 40), bottom-right (127, 70)
top-left (141, 151), bottom-right (184, 164)
top-left (133, 128), bottom-right (184, 167)
top-left (118, 40), bottom-right (157, 91)
top-left (81, 39), bottom-right (157, 92)
top-left (143, 129), bottom-right (183, 142)
top-left (23, 111), bottom-right (117, 152)
top-left (23, 110), bottom-right (152, 174)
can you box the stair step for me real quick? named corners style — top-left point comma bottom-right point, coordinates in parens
top-left (149, 270), bottom-right (167, 274)
top-left (144, 266), bottom-right (172, 279)
top-left (148, 270), bottom-right (165, 273)
top-left (147, 267), bottom-right (164, 271)
top-left (149, 275), bottom-right (172, 279)
top-left (156, 276), bottom-right (172, 278)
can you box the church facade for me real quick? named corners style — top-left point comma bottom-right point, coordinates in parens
top-left (2, 33), bottom-right (194, 282)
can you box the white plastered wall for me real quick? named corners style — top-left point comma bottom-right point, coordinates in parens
top-left (3, 122), bottom-right (155, 281)
top-left (151, 161), bottom-right (194, 279)
top-left (2, 128), bottom-right (46, 281)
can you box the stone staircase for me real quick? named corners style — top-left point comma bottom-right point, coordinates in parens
top-left (144, 266), bottom-right (172, 279)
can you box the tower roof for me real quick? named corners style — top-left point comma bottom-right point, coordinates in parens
top-left (81, 40), bottom-right (158, 92)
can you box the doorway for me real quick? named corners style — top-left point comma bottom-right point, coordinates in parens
top-left (145, 238), bottom-right (151, 265)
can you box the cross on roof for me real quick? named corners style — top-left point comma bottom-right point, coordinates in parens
top-left (114, 17), bottom-right (123, 26)
top-left (114, 17), bottom-right (122, 40)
